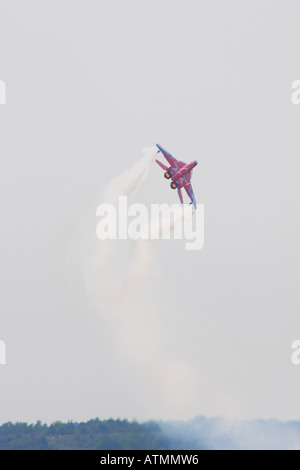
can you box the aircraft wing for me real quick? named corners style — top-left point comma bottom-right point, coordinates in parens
top-left (174, 172), bottom-right (197, 208)
top-left (184, 182), bottom-right (197, 209)
top-left (156, 143), bottom-right (185, 171)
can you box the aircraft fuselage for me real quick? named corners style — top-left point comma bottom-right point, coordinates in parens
top-left (172, 161), bottom-right (198, 182)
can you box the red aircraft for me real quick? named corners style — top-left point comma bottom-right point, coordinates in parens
top-left (155, 143), bottom-right (198, 208)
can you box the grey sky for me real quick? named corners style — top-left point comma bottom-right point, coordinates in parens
top-left (0, 0), bottom-right (300, 424)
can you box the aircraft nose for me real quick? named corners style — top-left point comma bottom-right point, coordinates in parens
top-left (194, 160), bottom-right (198, 166)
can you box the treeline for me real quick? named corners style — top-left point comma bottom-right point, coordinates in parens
top-left (0, 418), bottom-right (185, 450)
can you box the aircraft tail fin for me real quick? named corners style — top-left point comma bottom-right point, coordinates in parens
top-left (156, 159), bottom-right (168, 171)
top-left (177, 188), bottom-right (183, 204)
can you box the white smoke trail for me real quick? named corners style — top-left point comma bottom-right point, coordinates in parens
top-left (103, 146), bottom-right (157, 204)
top-left (90, 146), bottom-right (197, 419)
top-left (94, 146), bottom-right (157, 304)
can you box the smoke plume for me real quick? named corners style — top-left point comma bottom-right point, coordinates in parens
top-left (88, 146), bottom-right (197, 419)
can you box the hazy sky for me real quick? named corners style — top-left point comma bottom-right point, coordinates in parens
top-left (1, 0), bottom-right (300, 424)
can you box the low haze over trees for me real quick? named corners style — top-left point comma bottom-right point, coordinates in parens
top-left (2, 417), bottom-right (300, 450)
top-left (0, 419), bottom-right (180, 450)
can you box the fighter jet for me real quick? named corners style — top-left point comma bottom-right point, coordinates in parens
top-left (156, 143), bottom-right (198, 208)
